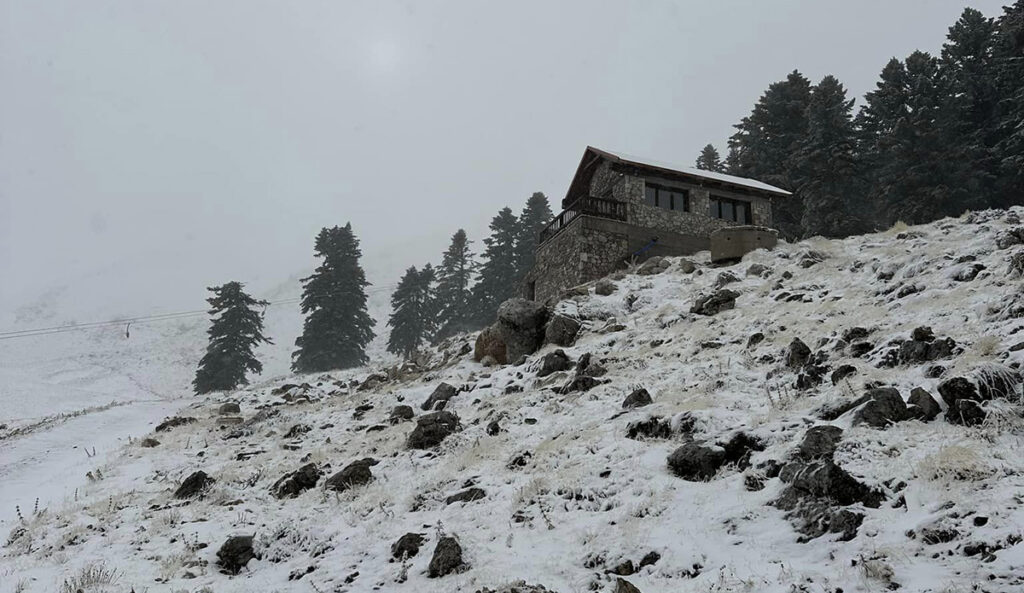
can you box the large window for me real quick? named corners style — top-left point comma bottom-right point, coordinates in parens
top-left (709, 195), bottom-right (752, 224)
top-left (644, 183), bottom-right (689, 212)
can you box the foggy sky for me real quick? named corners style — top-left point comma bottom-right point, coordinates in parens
top-left (0, 0), bottom-right (1009, 324)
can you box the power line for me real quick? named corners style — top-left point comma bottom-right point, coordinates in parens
top-left (0, 284), bottom-right (398, 341)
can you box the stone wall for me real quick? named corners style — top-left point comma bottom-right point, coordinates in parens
top-left (526, 216), bottom-right (629, 303)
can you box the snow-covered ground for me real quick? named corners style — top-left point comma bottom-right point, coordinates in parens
top-left (3, 208), bottom-right (1024, 593)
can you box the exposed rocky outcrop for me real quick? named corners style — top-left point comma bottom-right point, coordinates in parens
top-left (427, 536), bottom-right (465, 577)
top-left (690, 289), bottom-right (739, 316)
top-left (174, 470), bottom-right (214, 499)
top-left (421, 382), bottom-right (459, 411)
top-left (272, 463), bottom-right (322, 499)
top-left (325, 458), bottom-right (377, 492)
top-left (217, 535), bottom-right (256, 575)
top-left (407, 411), bottom-right (460, 449)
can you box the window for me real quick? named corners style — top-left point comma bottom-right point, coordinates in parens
top-left (643, 183), bottom-right (690, 212)
top-left (709, 195), bottom-right (752, 224)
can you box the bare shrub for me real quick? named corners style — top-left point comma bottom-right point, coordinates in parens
top-left (59, 561), bottom-right (121, 593)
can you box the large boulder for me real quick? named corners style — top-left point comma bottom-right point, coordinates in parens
top-left (271, 463), bottom-right (322, 499)
top-left (622, 388), bottom-right (653, 409)
top-left (473, 299), bottom-right (550, 365)
top-left (389, 405), bottom-right (415, 424)
top-left (795, 426), bottom-right (843, 461)
top-left (780, 460), bottom-right (882, 507)
top-left (391, 533), bottom-right (425, 560)
top-left (217, 535), bottom-right (257, 575)
top-left (908, 387), bottom-right (941, 421)
top-left (667, 443), bottom-right (726, 481)
top-left (427, 536), bottom-right (465, 578)
top-left (851, 388), bottom-right (910, 428)
top-left (544, 314), bottom-right (581, 347)
top-left (174, 470), bottom-right (215, 500)
top-left (784, 338), bottom-right (812, 370)
top-left (421, 383), bottom-right (459, 411)
top-left (690, 290), bottom-right (739, 316)
top-left (594, 279), bottom-right (617, 296)
top-left (407, 411), bottom-right (460, 449)
top-left (474, 325), bottom-right (508, 365)
top-left (325, 458), bottom-right (377, 492)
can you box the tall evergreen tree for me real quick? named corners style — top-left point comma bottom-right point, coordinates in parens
top-left (694, 144), bottom-right (725, 172)
top-left (292, 223), bottom-right (375, 372)
top-left (386, 264), bottom-right (436, 358)
top-left (513, 192), bottom-right (553, 281)
top-left (724, 146), bottom-right (741, 175)
top-left (793, 76), bottom-right (866, 237)
top-left (993, 1), bottom-right (1024, 206)
top-left (469, 208), bottom-right (520, 327)
top-left (193, 281), bottom-right (271, 394)
top-left (434, 229), bottom-right (475, 341)
top-left (729, 70), bottom-right (812, 238)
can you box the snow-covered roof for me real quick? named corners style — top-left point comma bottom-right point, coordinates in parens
top-left (587, 146), bottom-right (792, 197)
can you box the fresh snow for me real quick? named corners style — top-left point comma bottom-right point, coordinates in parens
top-left (3, 208), bottom-right (1024, 593)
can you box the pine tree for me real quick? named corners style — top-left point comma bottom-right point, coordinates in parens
top-left (469, 207), bottom-right (520, 327)
top-left (724, 146), bottom-right (741, 175)
top-left (292, 223), bottom-right (375, 372)
top-left (694, 144), bottom-right (725, 172)
top-left (513, 192), bottom-right (553, 281)
top-left (993, 1), bottom-right (1024, 206)
top-left (386, 264), bottom-right (437, 358)
top-left (193, 281), bottom-right (271, 394)
top-left (729, 70), bottom-right (812, 238)
top-left (434, 229), bottom-right (475, 341)
top-left (793, 76), bottom-right (866, 238)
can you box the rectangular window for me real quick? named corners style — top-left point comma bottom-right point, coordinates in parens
top-left (644, 183), bottom-right (689, 213)
top-left (709, 195), bottom-right (752, 223)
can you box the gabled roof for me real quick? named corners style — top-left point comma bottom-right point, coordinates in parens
top-left (564, 145), bottom-right (791, 208)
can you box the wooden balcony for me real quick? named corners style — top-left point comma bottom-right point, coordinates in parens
top-left (538, 196), bottom-right (628, 244)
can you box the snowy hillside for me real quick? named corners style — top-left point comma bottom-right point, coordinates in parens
top-left (4, 208), bottom-right (1024, 593)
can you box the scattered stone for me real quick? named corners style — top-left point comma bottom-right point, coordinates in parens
top-left (155, 417), bottom-right (197, 432)
top-left (427, 536), bottom-right (465, 578)
top-left (747, 332), bottom-right (765, 349)
top-left (217, 535), bottom-right (256, 575)
top-left (796, 425), bottom-right (843, 461)
top-left (637, 256), bottom-right (670, 275)
top-left (558, 375), bottom-right (604, 394)
top-left (174, 470), bottom-right (215, 499)
top-left (799, 251), bottom-right (826, 268)
top-left (678, 259), bottom-right (697, 274)
top-left (407, 411), bottom-right (460, 449)
top-left (908, 387), bottom-right (941, 421)
top-left (283, 423), bottom-right (312, 439)
top-left (595, 279), bottom-right (617, 296)
top-left (785, 338), bottom-right (812, 370)
top-left (608, 559), bottom-right (635, 575)
top-left (719, 431), bottom-right (764, 469)
top-left (576, 353), bottom-right (608, 377)
top-left (537, 350), bottom-right (573, 377)
top-left (358, 374), bottom-right (387, 392)
top-left (996, 227), bottom-right (1024, 249)
top-left (325, 458), bottom-right (376, 492)
top-left (140, 438), bottom-right (160, 448)
top-left (849, 341), bottom-right (875, 357)
top-left (486, 420), bottom-right (501, 436)
top-left (690, 289), bottom-right (740, 316)
top-left (389, 405), bottom-right (415, 424)
top-left (622, 388), bottom-right (653, 409)
top-left (746, 263), bottom-right (769, 277)
top-left (639, 551), bottom-right (661, 568)
top-left (422, 383), bottom-right (459, 411)
top-left (831, 364), bottom-right (856, 385)
top-left (218, 402), bottom-right (241, 415)
top-left (446, 487), bottom-right (486, 505)
top-left (614, 578), bottom-right (643, 593)
top-left (938, 364), bottom-right (1024, 425)
top-left (625, 416), bottom-right (673, 440)
top-left (272, 463), bottom-right (323, 499)
top-left (714, 271), bottom-right (739, 288)
top-left (779, 460), bottom-right (883, 507)
top-left (851, 388), bottom-right (910, 428)
top-left (544, 314), bottom-right (581, 347)
top-left (391, 533), bottom-right (425, 560)
top-left (667, 443), bottom-right (726, 481)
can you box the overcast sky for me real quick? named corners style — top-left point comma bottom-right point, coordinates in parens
top-left (0, 0), bottom-right (1009, 324)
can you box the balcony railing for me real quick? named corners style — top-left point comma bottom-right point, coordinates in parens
top-left (538, 196), bottom-right (628, 244)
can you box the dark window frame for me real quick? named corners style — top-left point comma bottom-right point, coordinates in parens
top-left (644, 182), bottom-right (690, 213)
top-left (709, 195), bottom-right (752, 224)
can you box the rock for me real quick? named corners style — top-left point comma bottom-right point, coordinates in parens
top-left (621, 388), bottom-right (653, 409)
top-left (422, 383), bottom-right (459, 411)
top-left (407, 411), bottom-right (460, 449)
top-left (747, 332), bottom-right (765, 349)
top-left (667, 443), bottom-right (726, 481)
top-left (908, 387), bottom-right (941, 421)
top-left (714, 271), bottom-right (740, 288)
top-left (559, 375), bottom-right (604, 394)
top-left (678, 259), bottom-right (696, 274)
top-left (785, 338), bottom-right (812, 370)
top-left (955, 263), bottom-right (987, 282)
top-left (996, 227), bottom-right (1024, 249)
top-left (486, 420), bottom-right (501, 435)
top-left (849, 341), bottom-right (875, 357)
top-left (949, 399), bottom-right (988, 426)
top-left (155, 416), bottom-right (197, 432)
top-left (639, 551), bottom-right (661, 568)
top-left (595, 279), bottom-right (617, 296)
top-left (1009, 251), bottom-right (1024, 278)
top-left (614, 578), bottom-right (643, 593)
top-left (608, 559), bottom-right (635, 575)
top-left (325, 458), bottom-right (376, 492)
top-left (799, 250), bottom-right (826, 268)
top-left (445, 487), bottom-right (486, 505)
top-left (938, 365), bottom-right (1023, 424)
top-left (427, 536), bottom-right (465, 578)
top-left (625, 416), bottom-right (673, 440)
top-left (690, 289), bottom-right (740, 316)
top-left (851, 388), bottom-right (910, 428)
top-left (814, 394), bottom-right (872, 421)
top-left (780, 460), bottom-right (882, 507)
top-left (358, 374), bottom-right (387, 392)
top-left (719, 431), bottom-right (764, 469)
top-left (796, 426), bottom-right (843, 461)
top-left (389, 405), bottom-right (415, 424)
top-left (544, 314), bottom-right (581, 347)
top-left (537, 350), bottom-right (573, 378)
top-left (272, 463), bottom-right (323, 499)
top-left (474, 325), bottom-right (508, 365)
top-left (217, 535), bottom-right (256, 575)
top-left (140, 438), bottom-right (160, 448)
top-left (174, 470), bottom-right (215, 499)
top-left (842, 327), bottom-right (870, 342)
top-left (911, 326), bottom-right (934, 342)
top-left (218, 402), bottom-right (241, 415)
top-left (391, 533), bottom-right (425, 560)
top-left (637, 256), bottom-right (669, 275)
top-left (830, 364), bottom-right (856, 385)
top-left (576, 353), bottom-right (608, 377)
top-left (746, 263), bottom-right (769, 277)
top-left (283, 423), bottom-right (312, 439)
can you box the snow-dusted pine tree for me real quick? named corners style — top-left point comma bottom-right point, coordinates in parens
top-left (193, 281), bottom-right (271, 394)
top-left (469, 207), bottom-right (520, 327)
top-left (387, 264), bottom-right (437, 358)
top-left (694, 144), bottom-right (725, 172)
top-left (433, 229), bottom-right (475, 341)
top-left (513, 191), bottom-right (552, 282)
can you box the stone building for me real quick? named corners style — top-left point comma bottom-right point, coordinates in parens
top-left (525, 146), bottom-right (790, 301)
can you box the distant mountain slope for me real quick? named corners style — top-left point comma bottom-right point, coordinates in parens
top-left (3, 207), bottom-right (1024, 593)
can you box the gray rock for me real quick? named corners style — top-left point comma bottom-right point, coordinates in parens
top-left (389, 405), bottom-right (415, 424)
top-left (667, 443), bottom-right (726, 481)
top-left (830, 364), bottom-right (856, 385)
top-left (391, 532), bottom-right (425, 560)
top-left (908, 387), bottom-right (941, 421)
top-left (785, 338), bottom-right (812, 370)
top-left (746, 263), bottom-right (769, 277)
top-left (218, 402), bottom-right (241, 415)
top-left (796, 426), bottom-right (843, 461)
top-left (595, 279), bottom-right (617, 296)
top-left (421, 383), bottom-right (459, 411)
top-left (174, 470), bottom-right (215, 499)
top-left (780, 460), bottom-right (882, 507)
top-left (427, 536), bottom-right (465, 578)
top-left (558, 375), bottom-right (604, 394)
top-left (445, 487), bottom-right (486, 505)
top-left (271, 463), bottom-right (322, 499)
top-left (996, 227), bottom-right (1024, 249)
top-left (938, 365), bottom-right (1023, 425)
top-left (325, 458), bottom-right (376, 492)
top-left (217, 535), bottom-right (256, 575)
top-left (637, 256), bottom-right (669, 275)
top-left (690, 289), bottom-right (740, 316)
top-left (714, 271), bottom-right (740, 288)
top-left (678, 259), bottom-right (696, 274)
top-left (537, 349), bottom-right (573, 378)
top-left (407, 411), bottom-right (460, 449)
top-left (622, 388), bottom-right (653, 409)
top-left (544, 314), bottom-right (581, 346)
top-left (614, 578), bottom-right (642, 593)
top-left (851, 388), bottom-right (910, 428)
